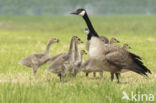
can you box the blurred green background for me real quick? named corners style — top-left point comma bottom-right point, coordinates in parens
top-left (0, 1), bottom-right (156, 103)
top-left (0, 0), bottom-right (156, 15)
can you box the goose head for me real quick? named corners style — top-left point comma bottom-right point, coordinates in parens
top-left (74, 36), bottom-right (84, 44)
top-left (71, 8), bottom-right (86, 17)
top-left (123, 43), bottom-right (131, 49)
top-left (80, 50), bottom-right (87, 55)
top-left (110, 37), bottom-right (120, 43)
top-left (49, 38), bottom-right (59, 43)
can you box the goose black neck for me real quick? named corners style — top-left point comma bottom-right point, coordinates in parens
top-left (83, 13), bottom-right (99, 40)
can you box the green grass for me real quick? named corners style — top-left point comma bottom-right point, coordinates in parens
top-left (0, 15), bottom-right (156, 103)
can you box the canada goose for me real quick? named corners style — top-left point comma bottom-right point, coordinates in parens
top-left (123, 43), bottom-right (131, 49)
top-left (65, 36), bottom-right (84, 77)
top-left (69, 37), bottom-right (84, 76)
top-left (78, 50), bottom-right (87, 66)
top-left (84, 28), bottom-right (109, 51)
top-left (99, 37), bottom-right (120, 78)
top-left (109, 43), bottom-right (131, 82)
top-left (84, 28), bottom-right (108, 77)
top-left (19, 38), bottom-right (59, 75)
top-left (109, 37), bottom-right (120, 44)
top-left (111, 43), bottom-right (142, 82)
top-left (74, 36), bottom-right (84, 62)
top-left (46, 36), bottom-right (83, 81)
top-left (71, 8), bottom-right (151, 82)
top-left (84, 28), bottom-right (120, 78)
top-left (71, 50), bottom-right (87, 76)
top-left (46, 36), bottom-right (83, 65)
top-left (122, 43), bottom-right (142, 60)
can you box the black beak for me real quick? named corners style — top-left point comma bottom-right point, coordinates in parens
top-left (57, 39), bottom-right (59, 43)
top-left (117, 41), bottom-right (120, 43)
top-left (70, 11), bottom-right (78, 15)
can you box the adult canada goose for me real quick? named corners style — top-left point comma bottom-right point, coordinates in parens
top-left (46, 36), bottom-right (83, 81)
top-left (84, 28), bottom-right (108, 77)
top-left (71, 8), bottom-right (151, 81)
top-left (84, 28), bottom-right (120, 78)
top-left (19, 38), bottom-right (59, 75)
top-left (110, 43), bottom-right (131, 82)
top-left (99, 37), bottom-right (120, 78)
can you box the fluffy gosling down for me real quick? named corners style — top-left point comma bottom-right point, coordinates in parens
top-left (19, 38), bottom-right (59, 75)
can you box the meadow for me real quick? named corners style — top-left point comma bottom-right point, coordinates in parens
top-left (0, 15), bottom-right (156, 103)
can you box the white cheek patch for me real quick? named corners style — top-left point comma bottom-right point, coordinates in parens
top-left (79, 11), bottom-right (85, 16)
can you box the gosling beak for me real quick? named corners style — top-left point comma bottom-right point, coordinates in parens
top-left (70, 11), bottom-right (78, 15)
top-left (57, 39), bottom-right (59, 43)
top-left (117, 40), bottom-right (120, 43)
top-left (81, 41), bottom-right (84, 43)
top-left (129, 46), bottom-right (131, 49)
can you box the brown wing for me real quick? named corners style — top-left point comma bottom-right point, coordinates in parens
top-left (33, 53), bottom-right (45, 59)
top-left (105, 49), bottom-right (129, 68)
top-left (47, 53), bottom-right (66, 64)
top-left (105, 45), bottom-right (151, 75)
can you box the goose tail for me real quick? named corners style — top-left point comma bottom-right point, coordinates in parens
top-left (130, 55), bottom-right (151, 76)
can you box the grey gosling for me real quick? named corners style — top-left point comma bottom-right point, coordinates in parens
top-left (71, 49), bottom-right (87, 76)
top-left (46, 36), bottom-right (83, 81)
top-left (19, 38), bottom-right (59, 75)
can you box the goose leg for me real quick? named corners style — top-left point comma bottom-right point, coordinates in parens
top-left (100, 71), bottom-right (103, 77)
top-left (86, 73), bottom-right (89, 77)
top-left (93, 72), bottom-right (96, 77)
top-left (58, 74), bottom-right (62, 82)
top-left (59, 71), bottom-right (66, 82)
top-left (61, 73), bottom-right (65, 83)
top-left (33, 66), bottom-right (38, 76)
top-left (115, 73), bottom-right (120, 83)
top-left (111, 73), bottom-right (114, 81)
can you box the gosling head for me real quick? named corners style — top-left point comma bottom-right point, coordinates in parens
top-left (49, 38), bottom-right (59, 43)
top-left (80, 50), bottom-right (87, 55)
top-left (123, 43), bottom-right (131, 49)
top-left (99, 36), bottom-right (108, 43)
top-left (71, 8), bottom-right (86, 17)
top-left (110, 37), bottom-right (120, 43)
top-left (73, 36), bottom-right (83, 44)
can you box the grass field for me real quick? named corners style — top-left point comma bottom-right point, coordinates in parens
top-left (0, 15), bottom-right (156, 103)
